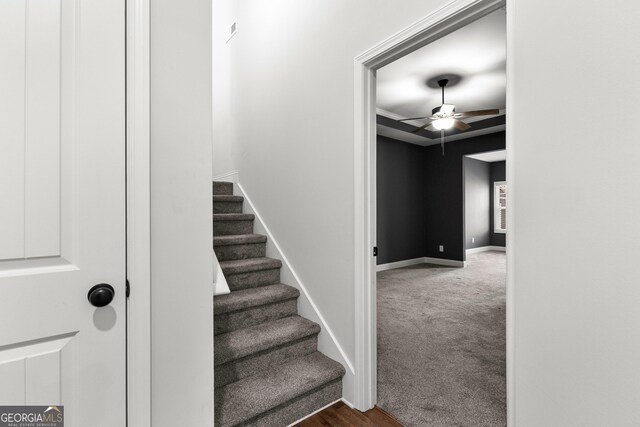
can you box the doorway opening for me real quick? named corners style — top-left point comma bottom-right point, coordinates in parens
top-left (354, 0), bottom-right (512, 424)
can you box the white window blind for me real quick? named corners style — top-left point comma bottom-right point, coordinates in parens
top-left (494, 181), bottom-right (507, 233)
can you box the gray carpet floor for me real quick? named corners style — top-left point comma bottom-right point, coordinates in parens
top-left (377, 251), bottom-right (506, 427)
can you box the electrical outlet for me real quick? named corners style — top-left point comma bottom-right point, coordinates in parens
top-left (439, 245), bottom-right (444, 252)
top-left (472, 237), bottom-right (475, 244)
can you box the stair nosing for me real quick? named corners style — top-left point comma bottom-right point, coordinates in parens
top-left (214, 315), bottom-right (320, 365)
top-left (219, 257), bottom-right (282, 275)
top-left (213, 233), bottom-right (267, 246)
top-left (214, 283), bottom-right (299, 314)
top-left (213, 195), bottom-right (244, 202)
top-left (213, 213), bottom-right (255, 221)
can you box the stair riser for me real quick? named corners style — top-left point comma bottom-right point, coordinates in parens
top-left (233, 380), bottom-right (342, 427)
top-left (215, 335), bottom-right (318, 389)
top-left (213, 201), bottom-right (243, 214)
top-left (213, 182), bottom-right (233, 195)
top-left (226, 269), bottom-right (280, 290)
top-left (214, 243), bottom-right (266, 261)
top-left (213, 220), bottom-right (254, 236)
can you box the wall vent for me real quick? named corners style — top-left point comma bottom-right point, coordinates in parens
top-left (227, 20), bottom-right (237, 43)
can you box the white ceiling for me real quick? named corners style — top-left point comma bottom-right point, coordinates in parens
top-left (466, 149), bottom-right (507, 162)
top-left (376, 9), bottom-right (506, 140)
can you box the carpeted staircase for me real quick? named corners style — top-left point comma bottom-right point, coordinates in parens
top-left (213, 181), bottom-right (345, 426)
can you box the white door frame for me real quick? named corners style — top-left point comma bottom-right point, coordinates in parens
top-left (126, 0), bottom-right (151, 425)
top-left (353, 0), bottom-right (514, 423)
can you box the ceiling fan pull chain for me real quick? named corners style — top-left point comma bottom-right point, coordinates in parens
top-left (441, 129), bottom-right (445, 156)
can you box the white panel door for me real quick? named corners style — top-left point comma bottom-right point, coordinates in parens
top-left (0, 0), bottom-right (126, 424)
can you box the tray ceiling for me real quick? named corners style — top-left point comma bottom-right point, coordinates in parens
top-left (376, 9), bottom-right (506, 145)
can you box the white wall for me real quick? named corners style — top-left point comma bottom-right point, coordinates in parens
top-left (214, 0), bottom-right (640, 423)
top-left (212, 0), bottom-right (236, 175)
top-left (151, 0), bottom-right (213, 425)
top-left (212, 0), bottom-right (454, 403)
top-left (509, 0), bottom-right (640, 425)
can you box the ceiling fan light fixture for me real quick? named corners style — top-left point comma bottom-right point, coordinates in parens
top-left (432, 118), bottom-right (455, 130)
top-left (431, 104), bottom-right (456, 116)
top-left (400, 76), bottom-right (499, 138)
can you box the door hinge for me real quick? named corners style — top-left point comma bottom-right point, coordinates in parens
top-left (373, 246), bottom-right (378, 257)
top-left (126, 279), bottom-right (130, 298)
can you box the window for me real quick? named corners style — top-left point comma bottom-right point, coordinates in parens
top-left (494, 181), bottom-right (507, 233)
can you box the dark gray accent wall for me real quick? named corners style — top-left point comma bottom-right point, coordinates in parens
top-left (376, 131), bottom-right (506, 265)
top-left (490, 161), bottom-right (506, 247)
top-left (464, 157), bottom-right (491, 250)
top-left (376, 135), bottom-right (425, 265)
top-left (424, 132), bottom-right (506, 261)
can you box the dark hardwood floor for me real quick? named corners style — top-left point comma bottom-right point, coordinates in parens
top-left (294, 401), bottom-right (404, 426)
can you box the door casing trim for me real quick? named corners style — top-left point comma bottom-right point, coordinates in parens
top-left (126, 0), bottom-right (151, 424)
top-left (352, 1), bottom-right (513, 425)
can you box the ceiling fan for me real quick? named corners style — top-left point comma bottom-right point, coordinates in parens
top-left (397, 78), bottom-right (500, 154)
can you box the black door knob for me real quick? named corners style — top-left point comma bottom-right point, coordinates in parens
top-left (88, 284), bottom-right (115, 307)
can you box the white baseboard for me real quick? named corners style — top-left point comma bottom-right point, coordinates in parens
top-left (286, 397), bottom-right (357, 426)
top-left (376, 257), bottom-right (426, 272)
top-left (286, 398), bottom-right (341, 426)
top-left (377, 256), bottom-right (465, 271)
top-left (424, 257), bottom-right (466, 267)
top-left (340, 398), bottom-right (356, 409)
top-left (236, 182), bottom-right (356, 402)
top-left (213, 170), bottom-right (238, 183)
top-left (466, 245), bottom-right (506, 255)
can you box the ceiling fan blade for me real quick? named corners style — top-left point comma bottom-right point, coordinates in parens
top-left (455, 108), bottom-right (500, 118)
top-left (453, 119), bottom-right (471, 131)
top-left (398, 116), bottom-right (431, 122)
top-left (411, 121), bottom-right (433, 133)
top-left (425, 124), bottom-right (437, 132)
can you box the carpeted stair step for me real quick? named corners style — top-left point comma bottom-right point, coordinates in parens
top-left (211, 179), bottom-right (345, 424)
top-left (220, 257), bottom-right (282, 290)
top-left (213, 181), bottom-right (234, 196)
top-left (213, 213), bottom-right (255, 236)
top-left (214, 284), bottom-right (299, 335)
top-left (214, 234), bottom-right (267, 261)
top-left (214, 195), bottom-right (244, 214)
top-left (214, 352), bottom-right (345, 427)
top-left (215, 315), bottom-right (320, 388)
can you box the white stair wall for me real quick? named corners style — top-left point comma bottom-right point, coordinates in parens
top-left (213, 170), bottom-right (355, 404)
